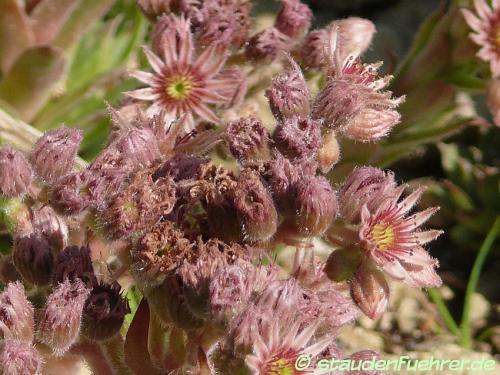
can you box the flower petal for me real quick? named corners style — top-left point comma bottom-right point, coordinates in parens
top-left (143, 46), bottom-right (164, 74)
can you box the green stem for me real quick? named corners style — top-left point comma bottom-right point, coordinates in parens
top-left (427, 288), bottom-right (459, 336)
top-left (460, 216), bottom-right (500, 348)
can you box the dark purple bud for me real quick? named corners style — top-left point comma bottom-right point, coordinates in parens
top-left (49, 172), bottom-right (92, 215)
top-left (53, 246), bottom-right (96, 287)
top-left (0, 147), bottom-right (33, 198)
top-left (225, 117), bottom-right (270, 161)
top-left (275, 0), bottom-right (312, 39)
top-left (30, 127), bottom-right (83, 183)
top-left (265, 59), bottom-right (310, 120)
top-left (153, 153), bottom-right (207, 182)
top-left (293, 175), bottom-right (338, 236)
top-left (233, 171), bottom-right (278, 242)
top-left (262, 152), bottom-right (298, 210)
top-left (273, 116), bottom-right (322, 159)
top-left (32, 205), bottom-right (68, 251)
top-left (82, 282), bottom-right (130, 341)
top-left (245, 27), bottom-right (291, 61)
top-left (13, 233), bottom-right (55, 286)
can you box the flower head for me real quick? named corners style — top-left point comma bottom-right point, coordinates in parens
top-left (0, 282), bottom-right (34, 342)
top-left (53, 246), bottom-right (96, 287)
top-left (275, 0), bottom-right (312, 39)
top-left (32, 205), bottom-right (68, 251)
top-left (245, 27), bottom-right (292, 62)
top-left (225, 117), bottom-right (270, 162)
top-left (359, 187), bottom-right (443, 288)
top-left (13, 233), bottom-right (55, 286)
top-left (37, 279), bottom-right (90, 355)
top-left (127, 15), bottom-right (232, 130)
top-left (0, 147), bottom-right (33, 198)
top-left (462, 0), bottom-right (500, 77)
top-left (273, 116), bottom-right (322, 159)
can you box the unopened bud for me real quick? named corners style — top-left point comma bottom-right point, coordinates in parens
top-left (0, 340), bottom-right (42, 375)
top-left (273, 116), bottom-right (321, 159)
top-left (13, 233), bottom-right (55, 286)
top-left (82, 282), bottom-right (130, 341)
top-left (30, 127), bottom-right (83, 183)
top-left (275, 0), bottom-right (312, 39)
top-left (266, 58), bottom-right (310, 120)
top-left (325, 247), bottom-right (362, 282)
top-left (487, 78), bottom-right (500, 126)
top-left (245, 27), bottom-right (291, 61)
top-left (37, 279), bottom-right (90, 355)
top-left (350, 261), bottom-right (389, 320)
top-left (49, 172), bottom-right (92, 215)
top-left (53, 246), bottom-right (96, 287)
top-left (112, 127), bottom-right (161, 170)
top-left (225, 117), bottom-right (270, 162)
top-left (294, 175), bottom-right (338, 236)
top-left (32, 205), bottom-right (68, 251)
top-left (301, 28), bottom-right (329, 69)
top-left (317, 131), bottom-right (340, 173)
top-left (138, 0), bottom-right (175, 20)
top-left (346, 108), bottom-right (401, 142)
top-left (0, 147), bottom-right (33, 198)
top-left (0, 282), bottom-right (34, 342)
top-left (234, 171), bottom-right (278, 242)
top-left (332, 17), bottom-right (376, 61)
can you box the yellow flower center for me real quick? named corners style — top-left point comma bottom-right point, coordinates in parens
top-left (371, 222), bottom-right (395, 250)
top-left (166, 75), bottom-right (193, 100)
top-left (266, 358), bottom-right (295, 375)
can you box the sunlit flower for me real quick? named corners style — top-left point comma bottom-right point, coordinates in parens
top-left (462, 0), bottom-right (500, 77)
top-left (359, 187), bottom-right (443, 288)
top-left (126, 15), bottom-right (231, 130)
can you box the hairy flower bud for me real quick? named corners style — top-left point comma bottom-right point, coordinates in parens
top-left (346, 107), bottom-right (401, 142)
top-left (30, 127), bottom-right (83, 183)
top-left (301, 28), bottom-right (329, 69)
top-left (99, 170), bottom-right (176, 240)
top-left (49, 172), bottom-right (93, 215)
top-left (225, 117), bottom-right (270, 161)
top-left (338, 166), bottom-right (397, 224)
top-left (275, 0), bottom-right (312, 39)
top-left (234, 171), bottom-right (278, 242)
top-left (0, 147), bottom-right (33, 198)
top-left (332, 17), bottom-right (376, 61)
top-left (0, 282), bottom-right (34, 342)
top-left (53, 246), bottom-right (96, 287)
top-left (266, 59), bottom-right (310, 120)
top-left (37, 279), bottom-right (90, 355)
top-left (13, 233), bottom-right (55, 286)
top-left (273, 116), bottom-right (322, 159)
top-left (293, 175), bottom-right (338, 236)
top-left (263, 152), bottom-right (298, 201)
top-left (32, 205), bottom-right (68, 251)
top-left (0, 340), bottom-right (42, 375)
top-left (350, 261), bottom-right (389, 320)
top-left (82, 282), bottom-right (130, 341)
top-left (317, 131), bottom-right (341, 173)
top-left (245, 27), bottom-right (291, 61)
top-left (112, 127), bottom-right (161, 170)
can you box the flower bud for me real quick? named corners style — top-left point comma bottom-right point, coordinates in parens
top-left (37, 279), bottom-right (90, 355)
top-left (325, 247), bottom-right (362, 282)
top-left (332, 17), bottom-right (376, 61)
top-left (112, 127), bottom-right (161, 170)
top-left (0, 282), bottom-right (34, 342)
top-left (82, 282), bottom-right (130, 341)
top-left (49, 172), bottom-right (92, 215)
top-left (225, 117), bottom-right (270, 161)
top-left (273, 116), bottom-right (321, 159)
top-left (293, 175), bottom-right (338, 236)
top-left (245, 27), bottom-right (291, 61)
top-left (346, 107), bottom-right (401, 142)
top-left (487, 78), bottom-right (500, 126)
top-left (32, 205), bottom-right (68, 251)
top-left (13, 233), bottom-right (55, 286)
top-left (30, 127), bottom-right (83, 183)
top-left (350, 261), bottom-right (389, 320)
top-left (53, 246), bottom-right (96, 287)
top-left (266, 59), bottom-right (310, 120)
top-left (338, 166), bottom-right (397, 224)
top-left (275, 0), bottom-right (312, 39)
top-left (234, 171), bottom-right (278, 242)
top-left (316, 130), bottom-right (340, 173)
top-left (0, 340), bottom-right (42, 375)
top-left (301, 28), bottom-right (329, 69)
top-left (263, 152), bottom-right (298, 200)
top-left (0, 147), bottom-right (33, 198)
top-left (138, 0), bottom-right (175, 20)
